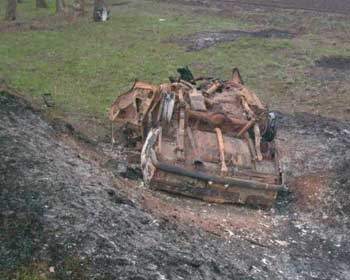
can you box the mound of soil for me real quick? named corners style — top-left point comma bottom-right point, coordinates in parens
top-left (171, 29), bottom-right (295, 51)
top-left (1, 88), bottom-right (350, 280)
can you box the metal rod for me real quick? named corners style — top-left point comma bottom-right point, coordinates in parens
top-left (150, 150), bottom-right (286, 192)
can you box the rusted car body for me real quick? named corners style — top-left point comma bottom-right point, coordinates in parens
top-left (109, 68), bottom-right (284, 207)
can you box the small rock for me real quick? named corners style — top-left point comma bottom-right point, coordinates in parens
top-left (275, 240), bottom-right (289, 247)
top-left (146, 263), bottom-right (158, 271)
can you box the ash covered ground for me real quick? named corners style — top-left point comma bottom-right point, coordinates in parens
top-left (1, 84), bottom-right (350, 280)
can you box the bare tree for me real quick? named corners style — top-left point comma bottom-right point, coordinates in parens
top-left (5, 0), bottom-right (17, 21)
top-left (56, 0), bottom-right (66, 13)
top-left (36, 0), bottom-right (48, 8)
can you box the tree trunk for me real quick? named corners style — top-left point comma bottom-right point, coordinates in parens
top-left (5, 0), bottom-right (17, 21)
top-left (80, 0), bottom-right (86, 16)
top-left (36, 0), bottom-right (48, 8)
top-left (74, 0), bottom-right (85, 17)
top-left (56, 0), bottom-right (66, 13)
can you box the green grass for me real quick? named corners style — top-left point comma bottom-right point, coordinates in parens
top-left (1, 0), bottom-right (58, 21)
top-left (0, 256), bottom-right (89, 280)
top-left (1, 0), bottom-right (350, 127)
top-left (0, 263), bottom-right (54, 280)
top-left (17, 0), bottom-right (57, 20)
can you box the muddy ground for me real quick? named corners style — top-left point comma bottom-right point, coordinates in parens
top-left (1, 77), bottom-right (350, 280)
top-left (170, 29), bottom-right (296, 52)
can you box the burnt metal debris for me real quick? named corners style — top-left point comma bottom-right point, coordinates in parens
top-left (109, 67), bottom-right (284, 207)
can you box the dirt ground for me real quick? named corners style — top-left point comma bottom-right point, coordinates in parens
top-left (1, 77), bottom-right (350, 280)
top-left (0, 14), bottom-right (79, 33)
top-left (160, 0), bottom-right (350, 14)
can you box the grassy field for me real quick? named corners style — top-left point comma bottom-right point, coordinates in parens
top-left (1, 0), bottom-right (350, 136)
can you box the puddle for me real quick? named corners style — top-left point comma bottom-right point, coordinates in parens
top-left (315, 56), bottom-right (350, 70)
top-left (171, 29), bottom-right (296, 51)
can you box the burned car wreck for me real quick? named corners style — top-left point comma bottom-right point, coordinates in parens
top-left (109, 67), bottom-right (285, 207)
